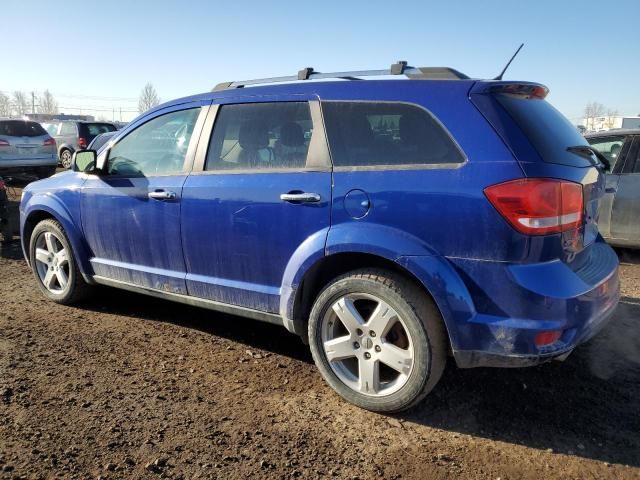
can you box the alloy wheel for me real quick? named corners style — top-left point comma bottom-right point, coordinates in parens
top-left (61, 150), bottom-right (72, 168)
top-left (34, 231), bottom-right (70, 294)
top-left (321, 293), bottom-right (415, 397)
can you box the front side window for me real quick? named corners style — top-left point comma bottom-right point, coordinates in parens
top-left (322, 101), bottom-right (465, 167)
top-left (623, 136), bottom-right (640, 174)
top-left (586, 135), bottom-right (626, 170)
top-left (205, 102), bottom-right (313, 171)
top-left (107, 108), bottom-right (200, 176)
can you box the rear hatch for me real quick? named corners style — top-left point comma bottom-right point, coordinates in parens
top-left (470, 82), bottom-right (605, 253)
top-left (0, 120), bottom-right (56, 159)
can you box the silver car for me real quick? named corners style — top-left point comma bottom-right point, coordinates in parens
top-left (586, 129), bottom-right (640, 248)
top-left (0, 120), bottom-right (58, 179)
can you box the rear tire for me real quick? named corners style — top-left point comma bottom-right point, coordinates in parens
top-left (308, 269), bottom-right (447, 413)
top-left (29, 219), bottom-right (92, 304)
top-left (60, 149), bottom-right (72, 169)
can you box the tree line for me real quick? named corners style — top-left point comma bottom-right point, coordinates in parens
top-left (0, 83), bottom-right (161, 119)
top-left (0, 90), bottom-right (57, 116)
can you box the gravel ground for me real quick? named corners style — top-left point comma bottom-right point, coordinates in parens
top-left (0, 188), bottom-right (639, 479)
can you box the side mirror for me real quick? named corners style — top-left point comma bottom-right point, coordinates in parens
top-left (73, 150), bottom-right (99, 174)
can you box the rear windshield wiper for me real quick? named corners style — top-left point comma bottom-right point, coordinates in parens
top-left (567, 145), bottom-right (610, 171)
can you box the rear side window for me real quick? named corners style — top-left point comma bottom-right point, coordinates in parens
top-left (322, 102), bottom-right (465, 167)
top-left (0, 120), bottom-right (47, 137)
top-left (60, 123), bottom-right (76, 136)
top-left (495, 94), bottom-right (593, 167)
top-left (206, 102), bottom-right (313, 171)
top-left (79, 123), bottom-right (117, 137)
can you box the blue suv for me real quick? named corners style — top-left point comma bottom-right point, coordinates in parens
top-left (20, 64), bottom-right (620, 412)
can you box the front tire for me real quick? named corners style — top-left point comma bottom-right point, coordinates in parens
top-left (308, 269), bottom-right (447, 413)
top-left (29, 219), bottom-right (91, 304)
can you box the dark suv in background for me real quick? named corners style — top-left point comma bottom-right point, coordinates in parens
top-left (46, 121), bottom-right (117, 168)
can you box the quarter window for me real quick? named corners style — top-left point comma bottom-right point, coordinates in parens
top-left (60, 123), bottom-right (76, 136)
top-left (107, 108), bottom-right (200, 176)
top-left (322, 102), bottom-right (465, 167)
top-left (205, 102), bottom-right (313, 171)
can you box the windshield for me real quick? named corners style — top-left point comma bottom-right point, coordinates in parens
top-left (495, 94), bottom-right (594, 167)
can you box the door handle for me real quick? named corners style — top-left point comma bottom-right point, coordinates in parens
top-left (280, 192), bottom-right (321, 203)
top-left (605, 187), bottom-right (617, 194)
top-left (148, 190), bottom-right (177, 200)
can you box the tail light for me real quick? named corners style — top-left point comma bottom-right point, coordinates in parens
top-left (43, 137), bottom-right (56, 146)
top-left (488, 83), bottom-right (549, 100)
top-left (535, 331), bottom-right (562, 347)
top-left (0, 139), bottom-right (9, 147)
top-left (484, 178), bottom-right (584, 235)
top-left (78, 137), bottom-right (88, 149)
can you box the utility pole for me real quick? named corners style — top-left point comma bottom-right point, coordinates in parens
top-left (31, 92), bottom-right (36, 114)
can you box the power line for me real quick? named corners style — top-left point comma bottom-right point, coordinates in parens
top-left (58, 105), bottom-right (139, 113)
top-left (0, 90), bottom-right (137, 102)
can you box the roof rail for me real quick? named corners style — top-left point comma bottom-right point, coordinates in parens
top-left (212, 61), bottom-right (469, 91)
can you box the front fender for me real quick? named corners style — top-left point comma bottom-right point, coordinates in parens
top-left (21, 193), bottom-right (93, 278)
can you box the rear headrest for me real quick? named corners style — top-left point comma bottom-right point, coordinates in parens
top-left (239, 120), bottom-right (269, 150)
top-left (280, 122), bottom-right (304, 147)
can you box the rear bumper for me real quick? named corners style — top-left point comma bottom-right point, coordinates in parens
top-left (453, 289), bottom-right (618, 367)
top-left (0, 156), bottom-right (58, 172)
top-left (403, 239), bottom-right (621, 368)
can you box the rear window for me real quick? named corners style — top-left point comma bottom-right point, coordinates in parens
top-left (495, 94), bottom-right (594, 167)
top-left (322, 102), bottom-right (465, 167)
top-left (0, 120), bottom-right (47, 137)
top-left (79, 123), bottom-right (117, 138)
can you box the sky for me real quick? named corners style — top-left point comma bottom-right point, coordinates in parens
top-left (2, 0), bottom-right (639, 122)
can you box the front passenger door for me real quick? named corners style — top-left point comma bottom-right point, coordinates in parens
top-left (80, 104), bottom-right (208, 293)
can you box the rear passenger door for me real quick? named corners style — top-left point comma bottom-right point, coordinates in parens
top-left (181, 98), bottom-right (332, 313)
top-left (610, 135), bottom-right (640, 243)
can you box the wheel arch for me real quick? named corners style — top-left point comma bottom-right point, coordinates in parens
top-left (283, 250), bottom-right (470, 354)
top-left (58, 144), bottom-right (74, 156)
top-left (21, 201), bottom-right (93, 281)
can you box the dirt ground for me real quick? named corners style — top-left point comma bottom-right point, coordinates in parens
top-left (0, 186), bottom-right (639, 479)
